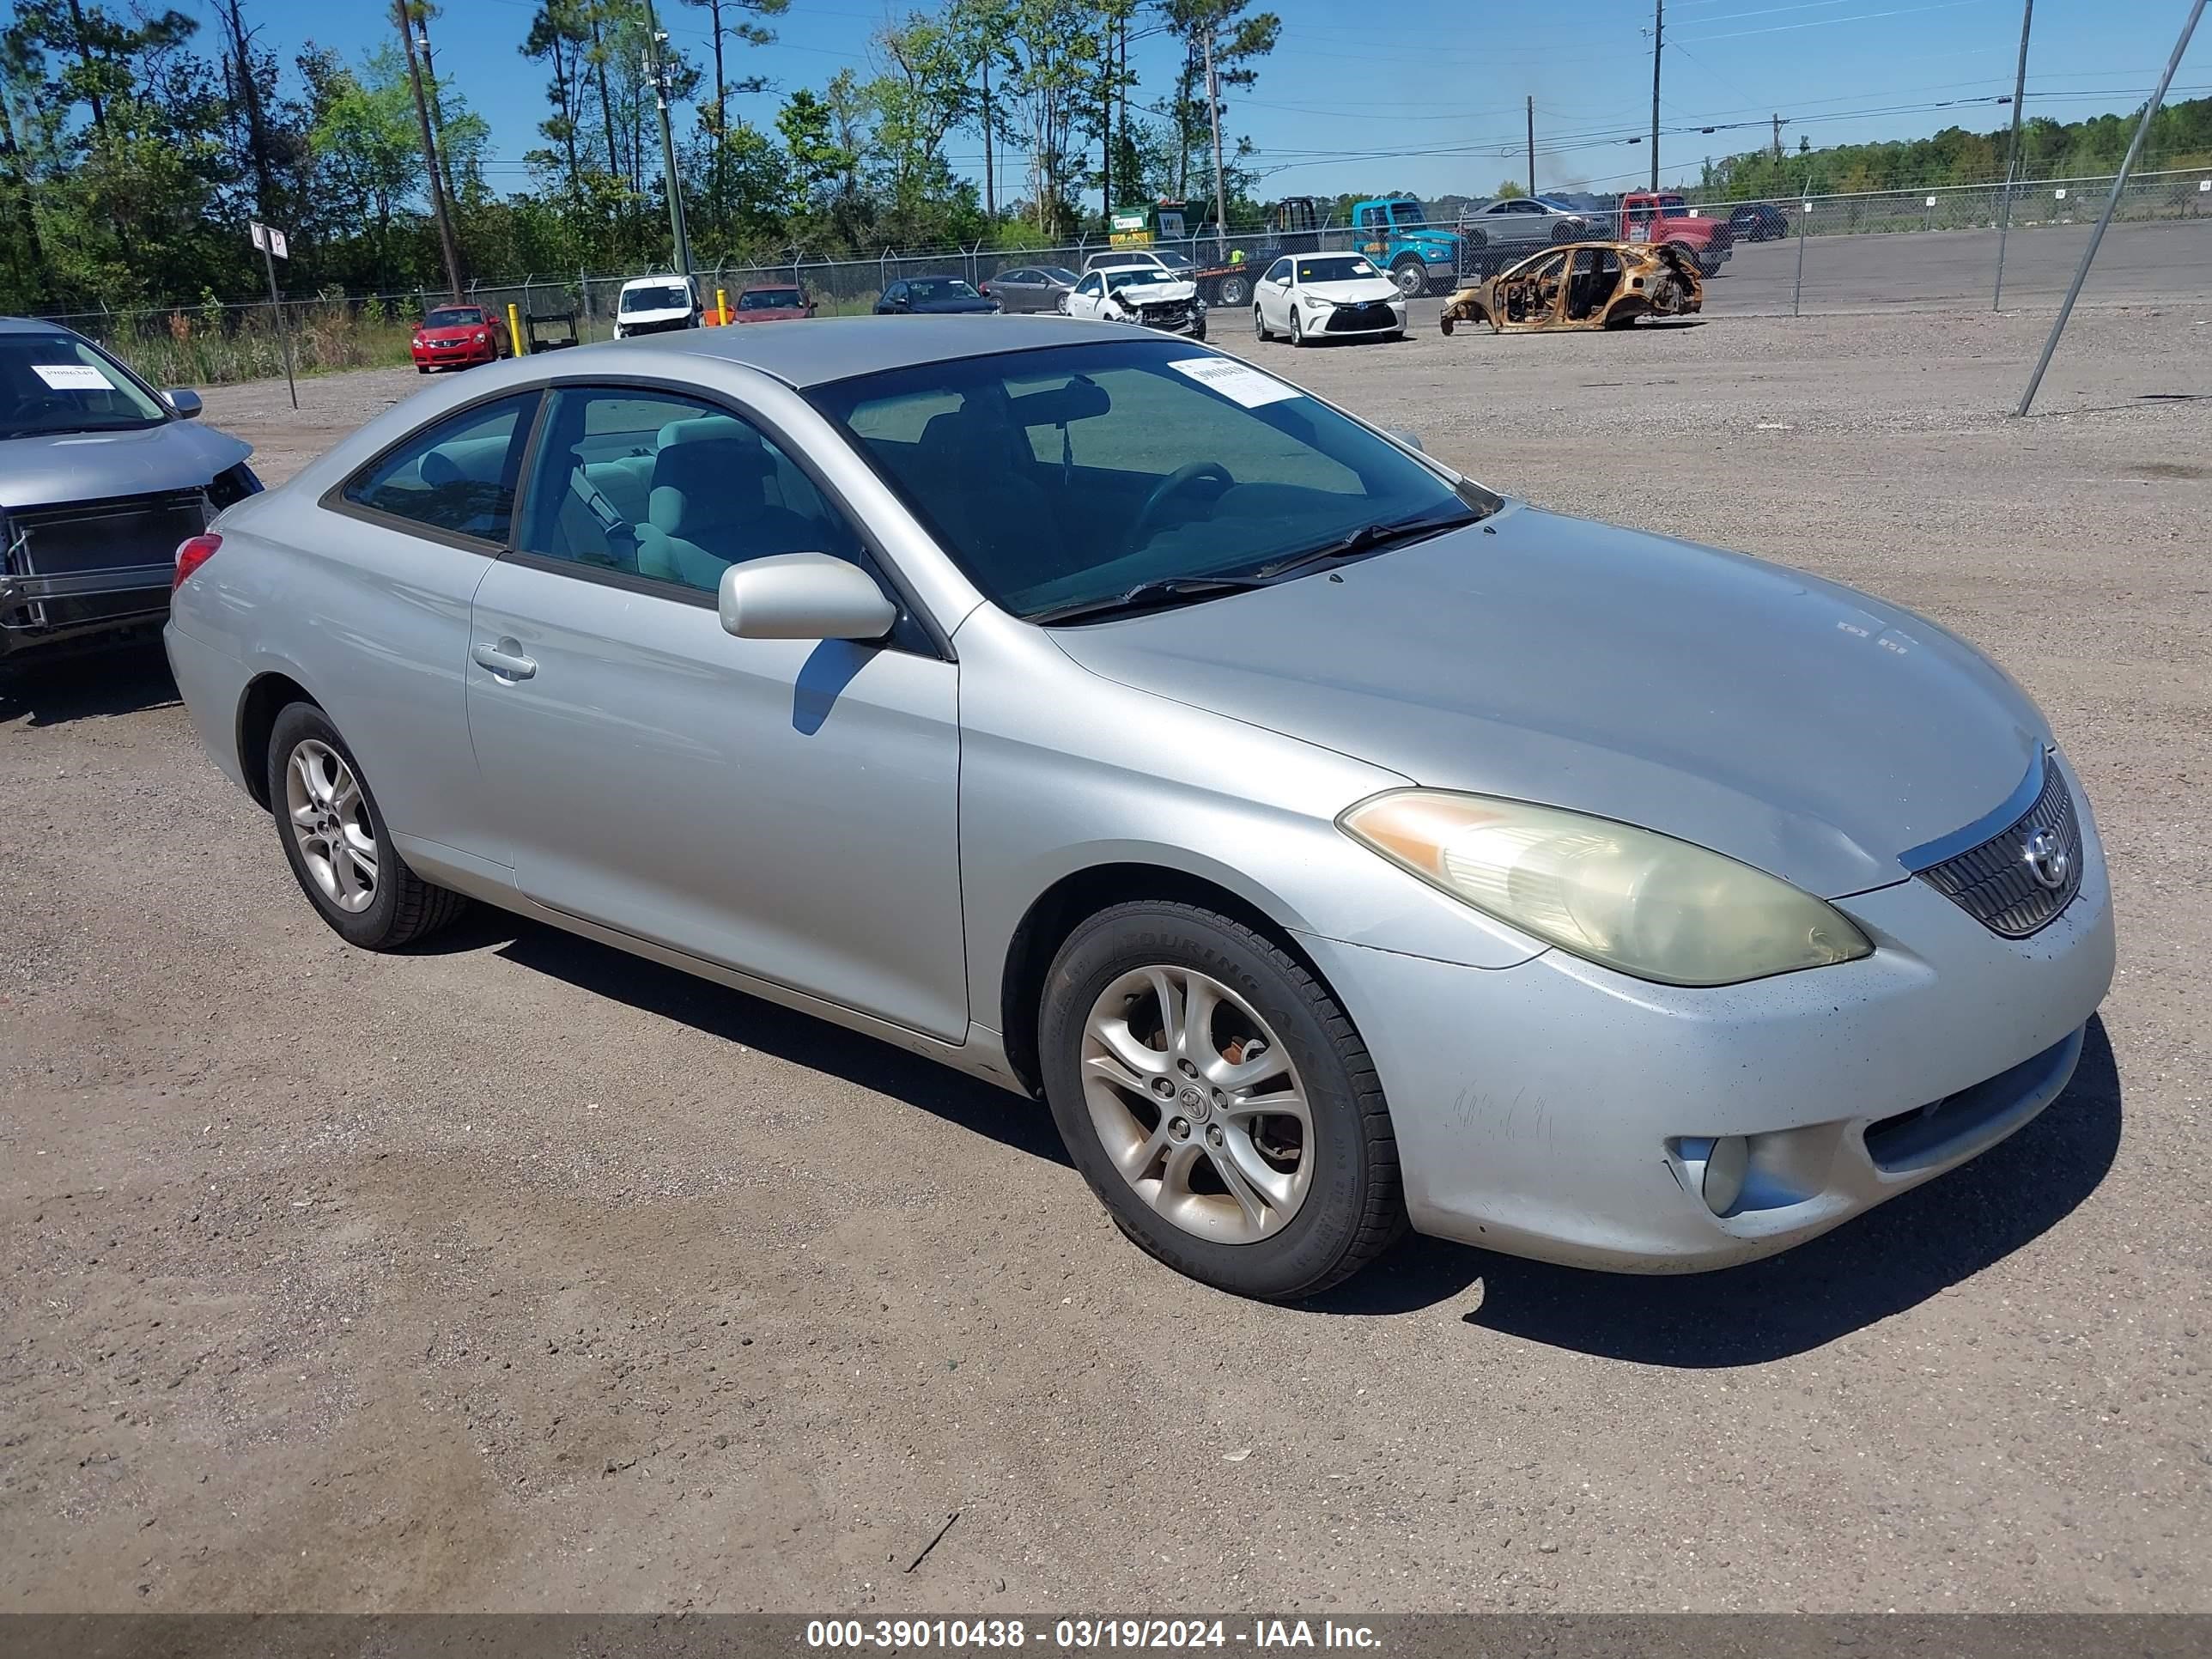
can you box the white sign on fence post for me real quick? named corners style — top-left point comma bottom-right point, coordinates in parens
top-left (2055, 188), bottom-right (2068, 200)
top-left (1925, 196), bottom-right (1937, 208)
top-left (251, 222), bottom-right (297, 410)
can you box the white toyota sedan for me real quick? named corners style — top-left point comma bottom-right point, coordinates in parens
top-left (1253, 252), bottom-right (1407, 345)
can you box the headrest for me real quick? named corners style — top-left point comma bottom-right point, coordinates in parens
top-left (649, 437), bottom-right (769, 535)
top-left (418, 448), bottom-right (460, 488)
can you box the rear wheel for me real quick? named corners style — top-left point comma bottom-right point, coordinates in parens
top-left (1039, 902), bottom-right (1404, 1300)
top-left (1389, 258), bottom-right (1429, 300)
top-left (266, 702), bottom-right (467, 951)
top-left (1217, 274), bottom-right (1250, 307)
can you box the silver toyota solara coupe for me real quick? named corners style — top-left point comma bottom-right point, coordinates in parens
top-left (164, 318), bottom-right (2113, 1301)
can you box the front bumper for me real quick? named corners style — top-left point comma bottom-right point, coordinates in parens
top-left (1298, 757), bottom-right (2116, 1272)
top-left (412, 341), bottom-right (496, 368)
top-left (1316, 300), bottom-right (1407, 335)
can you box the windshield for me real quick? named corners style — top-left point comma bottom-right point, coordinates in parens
top-left (1657, 195), bottom-right (1690, 219)
top-left (738, 288), bottom-right (805, 309)
top-left (909, 278), bottom-right (980, 302)
top-left (1296, 256), bottom-right (1380, 283)
top-left (422, 307), bottom-right (485, 329)
top-left (0, 332), bottom-right (168, 437)
top-left (1153, 251), bottom-right (1196, 269)
top-left (1040, 267), bottom-right (1079, 284)
top-left (808, 337), bottom-right (1499, 621)
top-left (1104, 269), bottom-right (1177, 291)
top-left (1387, 201), bottom-right (1425, 226)
top-left (621, 284), bottom-right (690, 313)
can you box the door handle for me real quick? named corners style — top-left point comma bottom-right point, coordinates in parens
top-left (471, 641), bottom-right (537, 680)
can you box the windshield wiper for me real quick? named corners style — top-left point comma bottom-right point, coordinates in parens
top-left (1027, 574), bottom-right (1272, 627)
top-left (1251, 509), bottom-right (1481, 580)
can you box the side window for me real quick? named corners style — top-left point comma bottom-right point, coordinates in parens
top-left (342, 392), bottom-right (538, 542)
top-left (1264, 258), bottom-right (1291, 284)
top-left (1077, 274), bottom-right (1103, 297)
top-left (884, 283), bottom-right (906, 303)
top-left (516, 386), bottom-right (863, 596)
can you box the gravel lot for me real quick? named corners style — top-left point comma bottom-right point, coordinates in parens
top-left (3, 305), bottom-right (2208, 1615)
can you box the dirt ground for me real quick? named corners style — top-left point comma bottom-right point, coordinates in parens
top-left (2, 306), bottom-right (2208, 1614)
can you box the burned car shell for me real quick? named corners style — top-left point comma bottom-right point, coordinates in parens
top-left (1, 319), bottom-right (258, 661)
top-left (1440, 241), bottom-right (1703, 335)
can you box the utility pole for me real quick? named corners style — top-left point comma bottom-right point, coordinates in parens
top-left (980, 52), bottom-right (995, 223)
top-left (1771, 112), bottom-right (1783, 162)
top-left (1649, 0), bottom-right (1663, 191)
top-left (1991, 0), bottom-right (2034, 310)
top-left (412, 7), bottom-right (460, 214)
top-left (1203, 25), bottom-right (1229, 258)
top-left (641, 0), bottom-right (693, 278)
top-left (1526, 95), bottom-right (1535, 197)
top-left (396, 0), bottom-right (463, 301)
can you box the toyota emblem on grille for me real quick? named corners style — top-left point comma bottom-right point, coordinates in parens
top-left (2023, 827), bottom-right (2071, 890)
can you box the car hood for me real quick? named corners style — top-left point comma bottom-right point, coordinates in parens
top-left (734, 308), bottom-right (806, 322)
top-left (620, 306), bottom-right (693, 326)
top-left (1304, 278), bottom-right (1401, 304)
top-left (1048, 504), bottom-right (2046, 899)
top-left (0, 420), bottom-right (252, 511)
top-left (418, 324), bottom-right (488, 340)
top-left (1113, 281), bottom-right (1199, 303)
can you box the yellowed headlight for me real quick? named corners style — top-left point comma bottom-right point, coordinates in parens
top-left (1340, 791), bottom-right (1872, 988)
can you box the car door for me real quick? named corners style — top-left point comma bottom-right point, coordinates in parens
top-left (1000, 270), bottom-right (1042, 312)
top-left (316, 389), bottom-right (542, 866)
top-left (1068, 273), bottom-right (1105, 319)
top-left (465, 382), bottom-right (968, 1039)
top-left (1258, 258), bottom-right (1293, 331)
top-left (878, 281), bottom-right (908, 313)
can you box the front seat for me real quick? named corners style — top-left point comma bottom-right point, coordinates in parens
top-left (635, 434), bottom-right (817, 590)
top-left (911, 403), bottom-right (1062, 595)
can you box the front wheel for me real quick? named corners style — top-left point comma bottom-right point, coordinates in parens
top-left (1039, 902), bottom-right (1405, 1300)
top-left (266, 702), bottom-right (467, 951)
top-left (1390, 258), bottom-right (1429, 300)
top-left (1289, 310), bottom-right (1306, 346)
top-left (1217, 274), bottom-right (1250, 307)
top-left (1253, 304), bottom-right (1270, 341)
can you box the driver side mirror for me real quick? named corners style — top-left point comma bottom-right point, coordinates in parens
top-left (719, 553), bottom-right (897, 642)
top-left (164, 388), bottom-right (203, 419)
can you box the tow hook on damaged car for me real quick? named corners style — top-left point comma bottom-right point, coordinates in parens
top-left (163, 316), bottom-right (2114, 1301)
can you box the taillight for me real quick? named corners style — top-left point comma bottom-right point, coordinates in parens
top-left (174, 532), bottom-right (220, 590)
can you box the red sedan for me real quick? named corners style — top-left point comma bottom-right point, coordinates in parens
top-left (410, 304), bottom-right (509, 372)
top-left (730, 283), bottom-right (816, 323)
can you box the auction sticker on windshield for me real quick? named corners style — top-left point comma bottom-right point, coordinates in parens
top-left (33, 363), bottom-right (114, 392)
top-left (1166, 357), bottom-right (1302, 409)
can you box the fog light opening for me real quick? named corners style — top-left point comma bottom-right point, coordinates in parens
top-left (1702, 1134), bottom-right (1750, 1215)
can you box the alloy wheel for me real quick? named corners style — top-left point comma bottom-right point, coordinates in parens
top-left (283, 738), bottom-right (378, 914)
top-left (1079, 964), bottom-right (1314, 1244)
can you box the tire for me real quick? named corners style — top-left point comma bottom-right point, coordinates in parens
top-left (1253, 304), bottom-right (1270, 341)
top-left (1039, 902), bottom-right (1405, 1301)
top-left (1389, 258), bottom-right (1429, 300)
top-left (1550, 221), bottom-right (1580, 245)
top-left (1190, 318), bottom-right (1206, 342)
top-left (1055, 293), bottom-right (1070, 314)
top-left (265, 702), bottom-right (468, 951)
top-left (1217, 274), bottom-right (1250, 307)
top-left (1289, 310), bottom-right (1305, 346)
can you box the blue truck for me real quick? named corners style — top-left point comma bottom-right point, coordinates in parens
top-left (1348, 196), bottom-right (1468, 298)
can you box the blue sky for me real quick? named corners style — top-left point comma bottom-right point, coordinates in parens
top-left (210, 0), bottom-right (2205, 203)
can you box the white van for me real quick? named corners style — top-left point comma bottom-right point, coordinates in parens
top-left (613, 276), bottom-right (699, 339)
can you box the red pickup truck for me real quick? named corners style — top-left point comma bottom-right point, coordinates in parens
top-left (1615, 191), bottom-right (1733, 277)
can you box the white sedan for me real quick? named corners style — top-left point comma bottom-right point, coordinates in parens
top-left (1253, 252), bottom-right (1407, 345)
top-left (1065, 265), bottom-right (1206, 338)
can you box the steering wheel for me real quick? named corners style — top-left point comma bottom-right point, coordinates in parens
top-left (1, 392), bottom-right (70, 427)
top-left (1129, 461), bottom-right (1236, 552)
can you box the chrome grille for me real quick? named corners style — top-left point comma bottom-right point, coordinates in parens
top-left (1916, 754), bottom-right (2082, 938)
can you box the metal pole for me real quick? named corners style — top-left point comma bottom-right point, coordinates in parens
top-left (1204, 27), bottom-right (1230, 259)
top-left (2017, 0), bottom-right (2203, 416)
top-left (1526, 95), bottom-right (1535, 197)
top-left (1649, 0), bottom-right (1662, 191)
top-left (1992, 0), bottom-right (2034, 311)
top-left (1791, 193), bottom-right (1808, 318)
top-left (641, 0), bottom-right (692, 279)
top-left (261, 239), bottom-right (296, 410)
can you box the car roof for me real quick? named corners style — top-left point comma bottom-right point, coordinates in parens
top-left (0, 316), bottom-right (83, 335)
top-left (620, 275), bottom-right (690, 287)
top-left (596, 313), bottom-right (1121, 387)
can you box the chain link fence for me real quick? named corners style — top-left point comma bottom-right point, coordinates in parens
top-left (34, 167), bottom-right (2212, 386)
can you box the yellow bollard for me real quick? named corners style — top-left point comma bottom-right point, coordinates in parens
top-left (715, 287), bottom-right (730, 326)
top-left (507, 301), bottom-right (526, 356)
